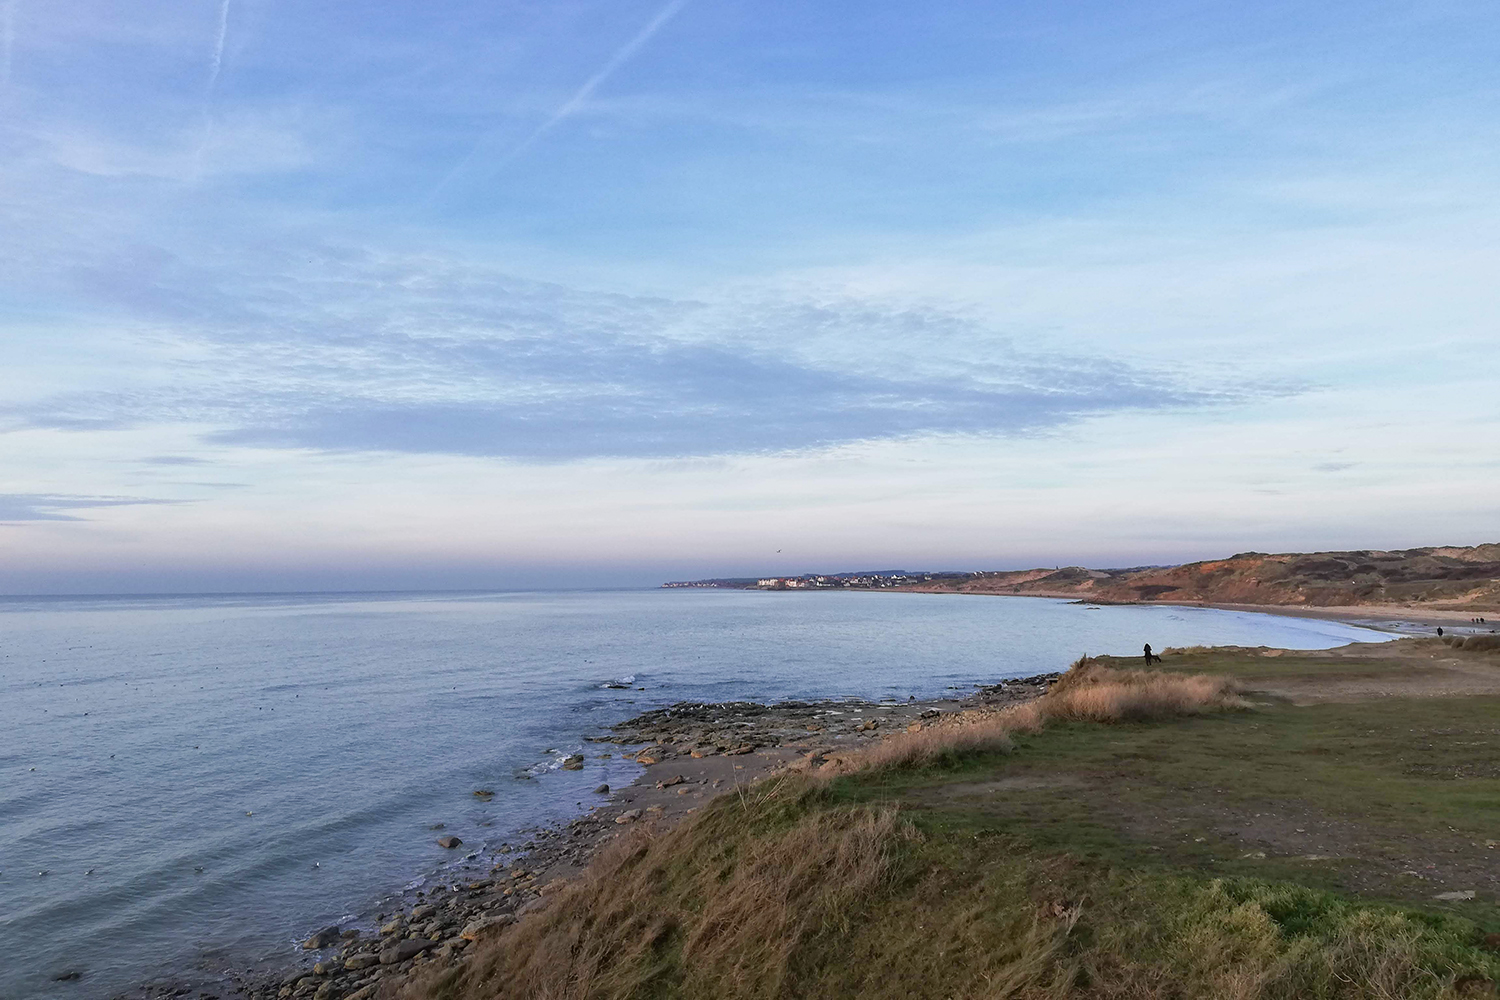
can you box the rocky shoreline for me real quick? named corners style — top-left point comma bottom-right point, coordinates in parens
top-left (120, 674), bottom-right (1059, 1000)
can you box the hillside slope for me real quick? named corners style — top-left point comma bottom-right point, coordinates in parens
top-left (911, 544), bottom-right (1500, 611)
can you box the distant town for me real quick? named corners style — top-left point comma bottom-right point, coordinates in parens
top-left (661, 571), bottom-right (966, 590)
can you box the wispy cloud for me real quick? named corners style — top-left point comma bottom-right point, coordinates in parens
top-left (0, 493), bottom-right (182, 523)
top-left (2, 244), bottom-right (1294, 460)
top-left (142, 455), bottom-right (210, 466)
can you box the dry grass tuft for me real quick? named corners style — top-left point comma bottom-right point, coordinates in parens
top-left (405, 779), bottom-right (911, 1000)
top-left (1461, 635), bottom-right (1500, 653)
top-left (1038, 656), bottom-right (1248, 723)
top-left (821, 657), bottom-right (1245, 776)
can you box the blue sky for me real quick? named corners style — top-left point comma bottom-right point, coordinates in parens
top-left (2, 0), bottom-right (1497, 592)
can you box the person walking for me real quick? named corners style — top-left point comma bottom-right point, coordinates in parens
top-left (1143, 643), bottom-right (1158, 665)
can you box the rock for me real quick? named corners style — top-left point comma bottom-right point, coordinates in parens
top-left (562, 755), bottom-right (585, 770)
top-left (1434, 890), bottom-right (1477, 901)
top-left (460, 914), bottom-right (516, 940)
top-left (727, 744), bottom-right (753, 755)
top-left (344, 986), bottom-right (378, 1000)
top-left (636, 754), bottom-right (660, 765)
top-left (379, 938), bottom-right (435, 964)
top-left (312, 960), bottom-right (341, 975)
top-left (340, 928), bottom-right (361, 939)
top-left (919, 708), bottom-right (940, 719)
top-left (472, 789), bottom-right (494, 798)
top-left (657, 775), bottom-right (684, 788)
top-left (437, 836), bottom-right (463, 849)
top-left (302, 926), bottom-right (342, 950)
top-left (343, 954), bottom-right (379, 971)
top-left (284, 970), bottom-right (319, 987)
top-left (593, 783), bottom-right (609, 794)
top-left (615, 809), bottom-right (643, 824)
top-left (379, 917), bottom-right (405, 936)
top-left (313, 983), bottom-right (334, 1000)
top-left (52, 971), bottom-right (81, 982)
top-left (410, 903), bottom-right (437, 921)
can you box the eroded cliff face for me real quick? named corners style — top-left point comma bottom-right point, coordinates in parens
top-left (914, 544), bottom-right (1500, 610)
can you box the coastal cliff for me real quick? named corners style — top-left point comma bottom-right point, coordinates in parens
top-left (901, 543), bottom-right (1500, 611)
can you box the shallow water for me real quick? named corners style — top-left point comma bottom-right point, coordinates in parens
top-left (0, 589), bottom-right (1388, 998)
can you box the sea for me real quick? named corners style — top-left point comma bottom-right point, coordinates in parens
top-left (0, 588), bottom-right (1393, 998)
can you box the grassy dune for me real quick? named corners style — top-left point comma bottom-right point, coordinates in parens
top-left (407, 645), bottom-right (1500, 1000)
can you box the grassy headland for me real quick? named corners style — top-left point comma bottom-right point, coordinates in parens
top-left (401, 638), bottom-right (1500, 999)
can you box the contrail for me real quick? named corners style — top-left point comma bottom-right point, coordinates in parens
top-left (2, 0), bottom-right (18, 88)
top-left (194, 0), bottom-right (231, 179)
top-left (207, 0), bottom-right (230, 95)
top-left (429, 0), bottom-right (690, 200)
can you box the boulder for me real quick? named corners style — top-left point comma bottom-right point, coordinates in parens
top-left (593, 783), bottom-right (610, 794)
top-left (1434, 890), bottom-right (1477, 901)
top-left (379, 938), bottom-right (435, 965)
top-left (562, 755), bottom-right (585, 770)
top-left (345, 986), bottom-right (378, 1000)
top-left (379, 917), bottom-right (405, 936)
top-left (437, 836), bottom-right (463, 849)
top-left (312, 960), bottom-right (341, 975)
top-left (657, 775), bottom-right (684, 788)
top-left (343, 954), bottom-right (379, 971)
top-left (410, 903), bottom-right (437, 921)
top-left (302, 925), bottom-right (342, 950)
top-left (460, 914), bottom-right (516, 940)
top-left (614, 809), bottom-right (643, 824)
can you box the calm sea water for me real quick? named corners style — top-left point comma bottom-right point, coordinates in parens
top-left (0, 589), bottom-right (1389, 998)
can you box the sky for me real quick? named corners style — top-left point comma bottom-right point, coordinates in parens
top-left (1, 0), bottom-right (1498, 593)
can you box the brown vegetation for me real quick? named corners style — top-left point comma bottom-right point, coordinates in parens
top-left (402, 788), bottom-right (910, 1000)
top-left (1444, 634), bottom-right (1500, 653)
top-left (822, 657), bottom-right (1245, 775)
